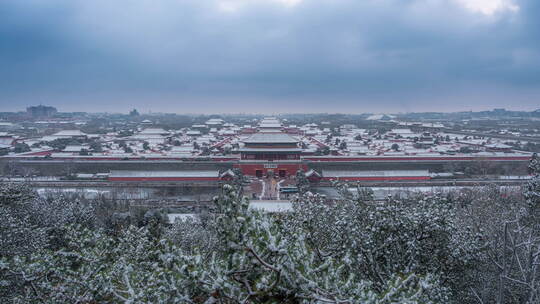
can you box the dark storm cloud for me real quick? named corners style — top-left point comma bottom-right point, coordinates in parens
top-left (0, 0), bottom-right (539, 113)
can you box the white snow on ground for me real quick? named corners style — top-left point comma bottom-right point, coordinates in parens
top-left (276, 179), bottom-right (286, 200)
top-left (35, 187), bottom-right (153, 199)
top-left (499, 176), bottom-right (531, 180)
top-left (349, 185), bottom-right (521, 200)
top-left (250, 201), bottom-right (292, 212)
top-left (168, 213), bottom-right (198, 223)
top-left (36, 188), bottom-right (111, 199)
top-left (259, 179), bottom-right (266, 200)
top-left (0, 176), bottom-right (60, 181)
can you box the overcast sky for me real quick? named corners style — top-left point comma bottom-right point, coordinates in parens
top-left (1, 0), bottom-right (539, 113)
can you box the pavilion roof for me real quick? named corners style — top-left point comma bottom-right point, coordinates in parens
top-left (243, 132), bottom-right (298, 144)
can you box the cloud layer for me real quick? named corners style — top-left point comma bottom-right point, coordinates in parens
top-left (0, 0), bottom-right (539, 113)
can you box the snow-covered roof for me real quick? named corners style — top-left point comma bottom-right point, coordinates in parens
top-left (389, 129), bottom-right (414, 135)
top-left (206, 118), bottom-right (224, 125)
top-left (139, 128), bottom-right (169, 135)
top-left (186, 130), bottom-right (202, 136)
top-left (53, 130), bottom-right (87, 137)
top-left (260, 123), bottom-right (282, 128)
top-left (63, 145), bottom-right (86, 152)
top-left (485, 143), bottom-right (512, 149)
top-left (220, 169), bottom-right (236, 178)
top-left (109, 170), bottom-right (219, 178)
top-left (323, 170), bottom-right (430, 178)
top-left (170, 146), bottom-right (194, 152)
top-left (304, 129), bottom-right (319, 135)
top-left (366, 114), bottom-right (384, 120)
top-left (243, 132), bottom-right (298, 144)
top-left (220, 130), bottom-right (236, 135)
top-left (0, 137), bottom-right (15, 145)
top-left (130, 135), bottom-right (166, 141)
top-left (305, 169), bottom-right (321, 177)
top-left (239, 147), bottom-right (303, 152)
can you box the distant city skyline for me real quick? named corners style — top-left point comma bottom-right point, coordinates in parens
top-left (5, 104), bottom-right (539, 115)
top-left (1, 0), bottom-right (539, 112)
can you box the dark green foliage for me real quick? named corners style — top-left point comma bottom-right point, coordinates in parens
top-left (13, 143), bottom-right (30, 154)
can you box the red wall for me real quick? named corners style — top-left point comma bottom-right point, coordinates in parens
top-left (304, 156), bottom-right (530, 162)
top-left (22, 151), bottom-right (54, 156)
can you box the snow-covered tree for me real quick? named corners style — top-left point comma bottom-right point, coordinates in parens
top-left (0, 184), bottom-right (48, 259)
top-left (2, 185), bottom-right (448, 303)
top-left (285, 190), bottom-right (480, 301)
top-left (0, 183), bottom-right (36, 207)
top-left (0, 183), bottom-right (95, 258)
top-left (524, 153), bottom-right (540, 211)
top-left (296, 169), bottom-right (311, 195)
top-left (458, 159), bottom-right (540, 304)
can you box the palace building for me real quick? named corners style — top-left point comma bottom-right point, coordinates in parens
top-left (258, 117), bottom-right (283, 133)
top-left (240, 132), bottom-right (302, 161)
top-left (237, 131), bottom-right (306, 178)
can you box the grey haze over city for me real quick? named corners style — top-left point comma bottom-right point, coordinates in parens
top-left (1, 0), bottom-right (539, 113)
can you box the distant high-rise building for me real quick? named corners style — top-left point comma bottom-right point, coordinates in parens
top-left (26, 105), bottom-right (57, 118)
